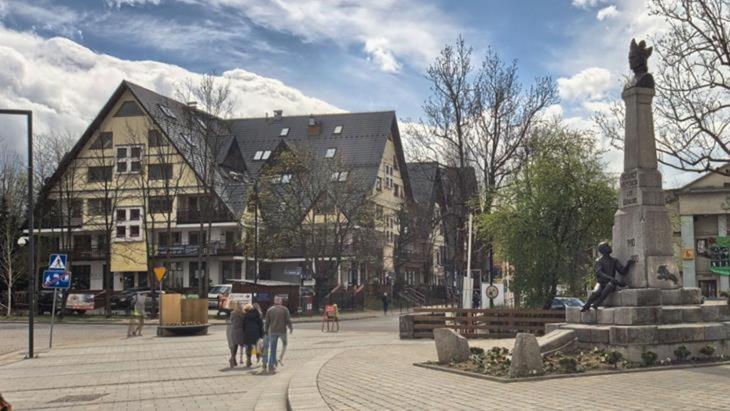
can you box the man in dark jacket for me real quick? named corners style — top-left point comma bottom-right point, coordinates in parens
top-left (382, 292), bottom-right (389, 315)
top-left (581, 242), bottom-right (634, 311)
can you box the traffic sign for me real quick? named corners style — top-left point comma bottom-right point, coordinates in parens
top-left (43, 270), bottom-right (71, 289)
top-left (154, 266), bottom-right (167, 282)
top-left (485, 284), bottom-right (499, 299)
top-left (48, 254), bottom-right (67, 271)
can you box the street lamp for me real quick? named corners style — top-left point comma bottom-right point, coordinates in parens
top-left (0, 109), bottom-right (34, 359)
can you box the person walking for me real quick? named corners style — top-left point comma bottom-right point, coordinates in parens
top-left (241, 303), bottom-right (264, 368)
top-left (127, 292), bottom-right (146, 337)
top-left (228, 302), bottom-right (246, 368)
top-left (264, 296), bottom-right (292, 373)
top-left (382, 292), bottom-right (389, 315)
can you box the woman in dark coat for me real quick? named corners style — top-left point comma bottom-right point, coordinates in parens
top-left (242, 303), bottom-right (264, 367)
top-left (228, 302), bottom-right (246, 368)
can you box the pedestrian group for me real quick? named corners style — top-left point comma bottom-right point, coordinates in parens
top-left (227, 296), bottom-right (293, 373)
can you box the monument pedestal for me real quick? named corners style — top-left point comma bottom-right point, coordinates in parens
top-left (553, 288), bottom-right (730, 362)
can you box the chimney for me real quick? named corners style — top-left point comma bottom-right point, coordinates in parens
top-left (187, 101), bottom-right (197, 109)
top-left (307, 114), bottom-right (321, 136)
top-left (273, 109), bottom-right (283, 121)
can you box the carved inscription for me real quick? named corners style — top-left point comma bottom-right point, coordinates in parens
top-left (627, 238), bottom-right (635, 247)
top-left (620, 170), bottom-right (638, 188)
top-left (623, 188), bottom-right (638, 206)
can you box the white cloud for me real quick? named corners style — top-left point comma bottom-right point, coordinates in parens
top-left (195, 0), bottom-right (459, 73)
top-left (557, 67), bottom-right (612, 101)
top-left (364, 38), bottom-right (401, 73)
top-left (571, 0), bottom-right (609, 9)
top-left (105, 0), bottom-right (161, 8)
top-left (0, 25), bottom-right (341, 142)
top-left (596, 5), bottom-right (619, 20)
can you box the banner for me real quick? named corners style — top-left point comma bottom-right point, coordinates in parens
top-left (710, 236), bottom-right (730, 276)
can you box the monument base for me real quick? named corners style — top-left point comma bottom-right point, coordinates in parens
top-left (549, 288), bottom-right (730, 362)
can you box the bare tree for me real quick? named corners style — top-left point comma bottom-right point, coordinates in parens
top-left (597, 1), bottom-right (729, 175)
top-left (257, 148), bottom-right (378, 305)
top-left (0, 152), bottom-right (26, 315)
top-left (174, 74), bottom-right (235, 298)
top-left (410, 36), bottom-right (556, 288)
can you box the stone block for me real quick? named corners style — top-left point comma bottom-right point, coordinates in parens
top-left (433, 328), bottom-right (470, 364)
top-left (681, 288), bottom-right (702, 305)
top-left (544, 322), bottom-right (565, 334)
top-left (660, 289), bottom-right (682, 305)
top-left (597, 308), bottom-right (615, 324)
top-left (659, 307), bottom-right (683, 324)
top-left (399, 314), bottom-right (415, 339)
top-left (613, 307), bottom-right (659, 325)
top-left (682, 307), bottom-right (702, 323)
top-left (589, 327), bottom-right (611, 344)
top-left (656, 324), bottom-right (705, 344)
top-left (703, 323), bottom-right (727, 341)
top-left (701, 305), bottom-right (730, 322)
top-left (566, 307), bottom-right (596, 324)
top-left (538, 329), bottom-right (576, 354)
top-left (509, 333), bottom-right (544, 378)
top-left (609, 325), bottom-right (658, 345)
top-left (619, 288), bottom-right (661, 307)
top-left (602, 293), bottom-right (619, 307)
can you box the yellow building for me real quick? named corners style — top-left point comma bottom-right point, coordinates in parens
top-left (36, 81), bottom-right (418, 293)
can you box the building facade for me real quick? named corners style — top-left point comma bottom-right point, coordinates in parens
top-left (669, 165), bottom-right (730, 298)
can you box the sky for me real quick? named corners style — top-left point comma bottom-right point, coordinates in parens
top-left (0, 0), bottom-right (698, 187)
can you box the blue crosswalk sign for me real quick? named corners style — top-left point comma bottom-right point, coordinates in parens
top-left (48, 254), bottom-right (67, 271)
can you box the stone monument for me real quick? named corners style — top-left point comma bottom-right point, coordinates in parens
top-left (548, 39), bottom-right (730, 362)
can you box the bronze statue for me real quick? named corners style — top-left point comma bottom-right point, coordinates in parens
top-left (581, 242), bottom-right (635, 311)
top-left (627, 38), bottom-right (654, 89)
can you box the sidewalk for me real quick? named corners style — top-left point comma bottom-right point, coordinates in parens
top-left (0, 310), bottom-right (379, 326)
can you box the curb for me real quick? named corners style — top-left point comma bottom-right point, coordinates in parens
top-left (287, 349), bottom-right (344, 410)
top-left (0, 315), bottom-right (377, 327)
top-left (413, 359), bottom-right (730, 384)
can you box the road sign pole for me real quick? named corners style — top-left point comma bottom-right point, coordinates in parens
top-left (49, 288), bottom-right (57, 349)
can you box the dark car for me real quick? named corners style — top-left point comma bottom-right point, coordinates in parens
top-left (550, 297), bottom-right (584, 310)
top-left (37, 290), bottom-right (65, 315)
top-left (112, 288), bottom-right (163, 316)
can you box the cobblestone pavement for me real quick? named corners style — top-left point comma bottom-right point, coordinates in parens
top-left (318, 331), bottom-right (730, 411)
top-left (0, 323), bottom-right (128, 357)
top-left (4, 316), bottom-right (730, 410)
top-left (0, 319), bottom-right (398, 410)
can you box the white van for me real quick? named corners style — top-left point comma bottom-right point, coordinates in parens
top-left (208, 284), bottom-right (232, 309)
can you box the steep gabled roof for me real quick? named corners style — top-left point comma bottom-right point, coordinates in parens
top-left (408, 162), bottom-right (440, 206)
top-left (125, 81), bottom-right (248, 217)
top-left (228, 111), bottom-right (412, 200)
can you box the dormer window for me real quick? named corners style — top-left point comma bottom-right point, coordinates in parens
top-left (325, 148), bottom-right (336, 158)
top-left (158, 104), bottom-right (176, 119)
top-left (253, 150), bottom-right (272, 161)
top-left (330, 171), bottom-right (348, 182)
top-left (333, 125), bottom-right (343, 135)
top-left (280, 127), bottom-right (290, 137)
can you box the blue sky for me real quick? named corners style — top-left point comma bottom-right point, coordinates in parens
top-left (2, 0), bottom-right (692, 184)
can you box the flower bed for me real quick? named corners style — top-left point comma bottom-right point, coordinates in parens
top-left (423, 345), bottom-right (730, 381)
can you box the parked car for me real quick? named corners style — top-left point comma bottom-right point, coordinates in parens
top-left (550, 297), bottom-right (584, 310)
top-left (37, 290), bottom-right (65, 315)
top-left (112, 288), bottom-right (164, 315)
top-left (208, 284), bottom-right (232, 309)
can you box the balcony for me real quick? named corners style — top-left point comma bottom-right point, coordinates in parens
top-left (176, 207), bottom-right (235, 224)
top-left (70, 246), bottom-right (106, 261)
top-left (153, 241), bottom-right (243, 258)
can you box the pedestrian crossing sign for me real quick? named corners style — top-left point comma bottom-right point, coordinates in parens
top-left (48, 254), bottom-right (67, 271)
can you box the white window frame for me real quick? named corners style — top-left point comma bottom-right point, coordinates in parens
top-left (254, 150), bottom-right (272, 161)
top-left (280, 127), bottom-right (290, 136)
top-left (253, 151), bottom-right (263, 160)
top-left (115, 207), bottom-right (143, 241)
top-left (116, 145), bottom-right (144, 174)
top-left (333, 125), bottom-right (343, 134)
top-left (325, 148), bottom-right (336, 158)
top-left (262, 150), bottom-right (271, 160)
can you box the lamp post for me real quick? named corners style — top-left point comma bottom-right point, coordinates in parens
top-left (253, 178), bottom-right (259, 285)
top-left (0, 109), bottom-right (34, 358)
